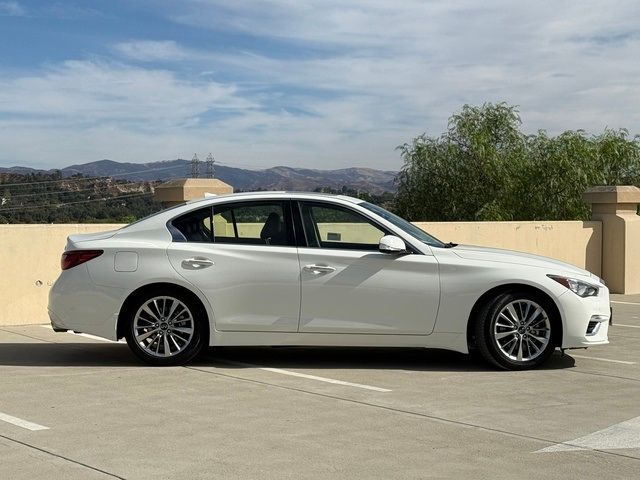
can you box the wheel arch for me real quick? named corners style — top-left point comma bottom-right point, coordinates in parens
top-left (466, 283), bottom-right (563, 351)
top-left (116, 282), bottom-right (211, 341)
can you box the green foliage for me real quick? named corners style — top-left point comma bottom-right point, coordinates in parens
top-left (395, 103), bottom-right (640, 221)
top-left (313, 186), bottom-right (395, 209)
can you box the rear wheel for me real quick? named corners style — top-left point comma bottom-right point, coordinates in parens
top-left (475, 292), bottom-right (557, 370)
top-left (124, 290), bottom-right (206, 366)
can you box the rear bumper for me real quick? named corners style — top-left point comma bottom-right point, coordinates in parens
top-left (48, 265), bottom-right (126, 341)
top-left (48, 309), bottom-right (68, 332)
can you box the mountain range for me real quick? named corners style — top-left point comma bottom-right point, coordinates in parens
top-left (1, 159), bottom-right (397, 193)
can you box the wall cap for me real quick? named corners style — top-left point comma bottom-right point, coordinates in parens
top-left (583, 185), bottom-right (640, 205)
top-left (154, 178), bottom-right (233, 203)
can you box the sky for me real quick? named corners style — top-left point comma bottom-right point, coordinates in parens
top-left (0, 1), bottom-right (639, 171)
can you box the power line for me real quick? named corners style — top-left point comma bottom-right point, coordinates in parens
top-left (4, 177), bottom-right (154, 199)
top-left (6, 188), bottom-right (95, 199)
top-left (0, 192), bottom-right (153, 213)
top-left (0, 163), bottom-right (189, 189)
top-left (0, 158), bottom-right (270, 192)
top-left (215, 159), bottom-right (264, 170)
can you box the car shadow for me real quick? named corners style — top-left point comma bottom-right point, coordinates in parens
top-left (198, 346), bottom-right (576, 372)
top-left (0, 342), bottom-right (142, 367)
top-left (0, 343), bottom-right (576, 371)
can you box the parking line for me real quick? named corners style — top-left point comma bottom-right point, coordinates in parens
top-left (0, 412), bottom-right (49, 431)
top-left (611, 300), bottom-right (640, 306)
top-left (613, 323), bottom-right (640, 329)
top-left (217, 359), bottom-right (392, 392)
top-left (571, 354), bottom-right (636, 365)
top-left (538, 415), bottom-right (640, 452)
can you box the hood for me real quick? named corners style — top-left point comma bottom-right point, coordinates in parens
top-left (451, 244), bottom-right (597, 280)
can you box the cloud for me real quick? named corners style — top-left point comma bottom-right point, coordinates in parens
top-left (0, 1), bottom-right (25, 16)
top-left (0, 60), bottom-right (253, 127)
top-left (165, 0), bottom-right (640, 134)
top-left (2, 1), bottom-right (640, 170)
top-left (113, 40), bottom-right (198, 62)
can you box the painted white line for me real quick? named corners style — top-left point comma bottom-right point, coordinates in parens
top-left (611, 300), bottom-right (640, 306)
top-left (40, 325), bottom-right (123, 343)
top-left (0, 412), bottom-right (49, 431)
top-left (538, 415), bottom-right (640, 452)
top-left (613, 323), bottom-right (640, 329)
top-left (570, 354), bottom-right (636, 365)
top-left (218, 359), bottom-right (391, 392)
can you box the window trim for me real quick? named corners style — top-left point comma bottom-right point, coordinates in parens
top-left (229, 208), bottom-right (239, 238)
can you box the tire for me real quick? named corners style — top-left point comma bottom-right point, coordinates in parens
top-left (474, 291), bottom-right (557, 370)
top-left (124, 288), bottom-right (207, 366)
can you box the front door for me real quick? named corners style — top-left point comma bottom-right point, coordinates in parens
top-left (297, 201), bottom-right (439, 335)
top-left (167, 200), bottom-right (301, 332)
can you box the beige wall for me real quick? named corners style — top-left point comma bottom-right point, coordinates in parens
top-left (0, 220), bottom-right (602, 326)
top-left (0, 224), bottom-right (123, 327)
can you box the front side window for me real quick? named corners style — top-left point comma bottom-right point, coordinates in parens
top-left (300, 202), bottom-right (386, 250)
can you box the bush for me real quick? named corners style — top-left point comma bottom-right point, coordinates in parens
top-left (395, 103), bottom-right (640, 221)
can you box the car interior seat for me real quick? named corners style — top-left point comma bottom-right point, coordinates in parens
top-left (260, 212), bottom-right (287, 245)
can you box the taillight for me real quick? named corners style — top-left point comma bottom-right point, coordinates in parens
top-left (61, 250), bottom-right (104, 270)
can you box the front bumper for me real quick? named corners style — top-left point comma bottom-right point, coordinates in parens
top-left (557, 284), bottom-right (611, 349)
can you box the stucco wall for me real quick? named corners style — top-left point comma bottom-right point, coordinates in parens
top-left (0, 224), bottom-right (123, 327)
top-left (0, 220), bottom-right (602, 326)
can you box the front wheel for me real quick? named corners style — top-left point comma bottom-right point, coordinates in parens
top-left (475, 292), bottom-right (557, 370)
top-left (124, 290), bottom-right (206, 366)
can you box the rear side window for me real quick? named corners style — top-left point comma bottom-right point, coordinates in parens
top-left (170, 207), bottom-right (213, 243)
top-left (170, 201), bottom-right (293, 246)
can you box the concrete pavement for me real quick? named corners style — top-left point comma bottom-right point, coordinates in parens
top-left (0, 294), bottom-right (639, 479)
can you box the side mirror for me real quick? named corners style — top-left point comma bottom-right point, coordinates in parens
top-left (378, 235), bottom-right (408, 254)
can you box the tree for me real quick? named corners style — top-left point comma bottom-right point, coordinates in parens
top-left (394, 103), bottom-right (640, 221)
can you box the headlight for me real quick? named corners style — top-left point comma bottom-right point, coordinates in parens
top-left (547, 275), bottom-right (599, 297)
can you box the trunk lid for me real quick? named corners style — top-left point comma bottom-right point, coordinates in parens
top-left (66, 229), bottom-right (119, 250)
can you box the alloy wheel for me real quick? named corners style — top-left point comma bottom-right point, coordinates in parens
top-left (493, 299), bottom-right (551, 362)
top-left (132, 296), bottom-right (195, 358)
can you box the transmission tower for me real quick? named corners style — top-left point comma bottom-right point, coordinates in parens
top-left (205, 153), bottom-right (215, 179)
top-left (191, 154), bottom-right (200, 178)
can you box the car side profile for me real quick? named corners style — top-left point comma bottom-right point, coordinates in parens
top-left (48, 192), bottom-right (611, 370)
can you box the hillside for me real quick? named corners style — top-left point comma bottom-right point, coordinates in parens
top-left (1, 159), bottom-right (397, 194)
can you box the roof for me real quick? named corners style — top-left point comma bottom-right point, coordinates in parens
top-left (185, 190), bottom-right (363, 204)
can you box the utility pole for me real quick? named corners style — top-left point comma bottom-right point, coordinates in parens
top-left (191, 154), bottom-right (200, 178)
top-left (205, 153), bottom-right (215, 179)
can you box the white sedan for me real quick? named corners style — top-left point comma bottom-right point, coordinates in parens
top-left (48, 191), bottom-right (611, 369)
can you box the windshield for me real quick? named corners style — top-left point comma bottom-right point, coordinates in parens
top-left (360, 202), bottom-right (445, 248)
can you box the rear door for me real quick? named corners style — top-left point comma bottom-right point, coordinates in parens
top-left (167, 200), bottom-right (301, 332)
top-left (296, 200), bottom-right (440, 335)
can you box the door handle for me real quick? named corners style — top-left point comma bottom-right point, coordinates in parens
top-left (303, 264), bottom-right (336, 274)
top-left (182, 257), bottom-right (215, 270)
